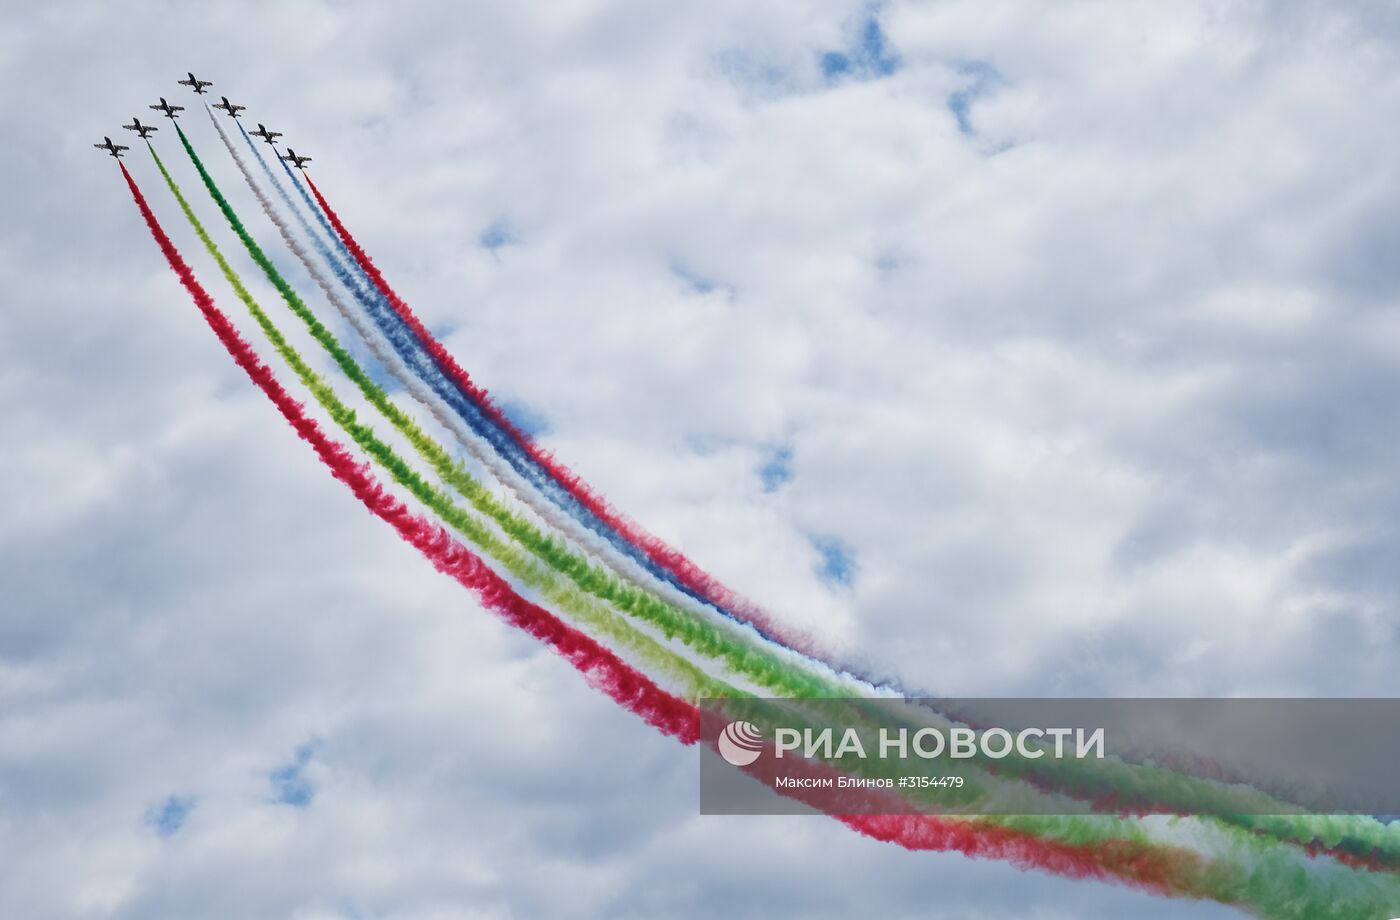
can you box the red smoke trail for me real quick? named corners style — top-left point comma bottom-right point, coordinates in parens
top-left (840, 815), bottom-right (1213, 901)
top-left (117, 162), bottom-right (699, 745)
top-left (302, 174), bottom-right (802, 654)
top-left (119, 160), bottom-right (1225, 907)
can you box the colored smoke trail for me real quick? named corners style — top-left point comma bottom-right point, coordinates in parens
top-left (116, 158), bottom-right (698, 744)
top-left (301, 169), bottom-right (824, 663)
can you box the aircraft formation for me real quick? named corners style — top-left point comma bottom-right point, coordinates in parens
top-left (98, 72), bottom-right (313, 170)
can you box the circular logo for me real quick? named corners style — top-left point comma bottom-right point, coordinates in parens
top-left (718, 720), bottom-right (765, 767)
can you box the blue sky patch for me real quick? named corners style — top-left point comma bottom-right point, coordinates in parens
top-left (500, 399), bottom-right (552, 438)
top-left (820, 51), bottom-right (853, 80)
top-left (479, 219), bottom-right (517, 253)
top-left (669, 259), bottom-right (734, 299)
top-left (271, 743), bottom-right (316, 808)
top-left (758, 445), bottom-right (793, 492)
top-left (355, 344), bottom-right (404, 395)
top-left (820, 7), bottom-right (901, 83)
top-left (875, 249), bottom-right (905, 274)
top-left (147, 795), bottom-right (194, 837)
top-left (431, 320), bottom-right (461, 342)
top-left (713, 49), bottom-right (794, 96)
top-left (947, 61), bottom-right (1002, 136)
top-left (810, 534), bottom-right (857, 587)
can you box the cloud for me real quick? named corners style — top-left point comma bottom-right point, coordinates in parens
top-left (3, 0), bottom-right (1399, 916)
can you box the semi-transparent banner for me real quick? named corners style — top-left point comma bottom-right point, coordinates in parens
top-left (698, 698), bottom-right (1400, 817)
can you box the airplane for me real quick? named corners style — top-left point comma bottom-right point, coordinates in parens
top-left (94, 136), bottom-right (130, 158)
top-left (212, 95), bottom-right (246, 118)
top-left (122, 117), bottom-right (158, 139)
top-left (177, 72), bottom-right (213, 94)
top-left (149, 97), bottom-right (185, 119)
top-left (280, 148), bottom-right (313, 169)
top-left (249, 123), bottom-right (282, 145)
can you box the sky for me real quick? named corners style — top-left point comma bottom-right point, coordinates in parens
top-left (3, 0), bottom-right (1400, 916)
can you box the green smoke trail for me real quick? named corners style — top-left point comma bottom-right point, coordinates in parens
top-left (164, 128), bottom-right (1400, 874)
